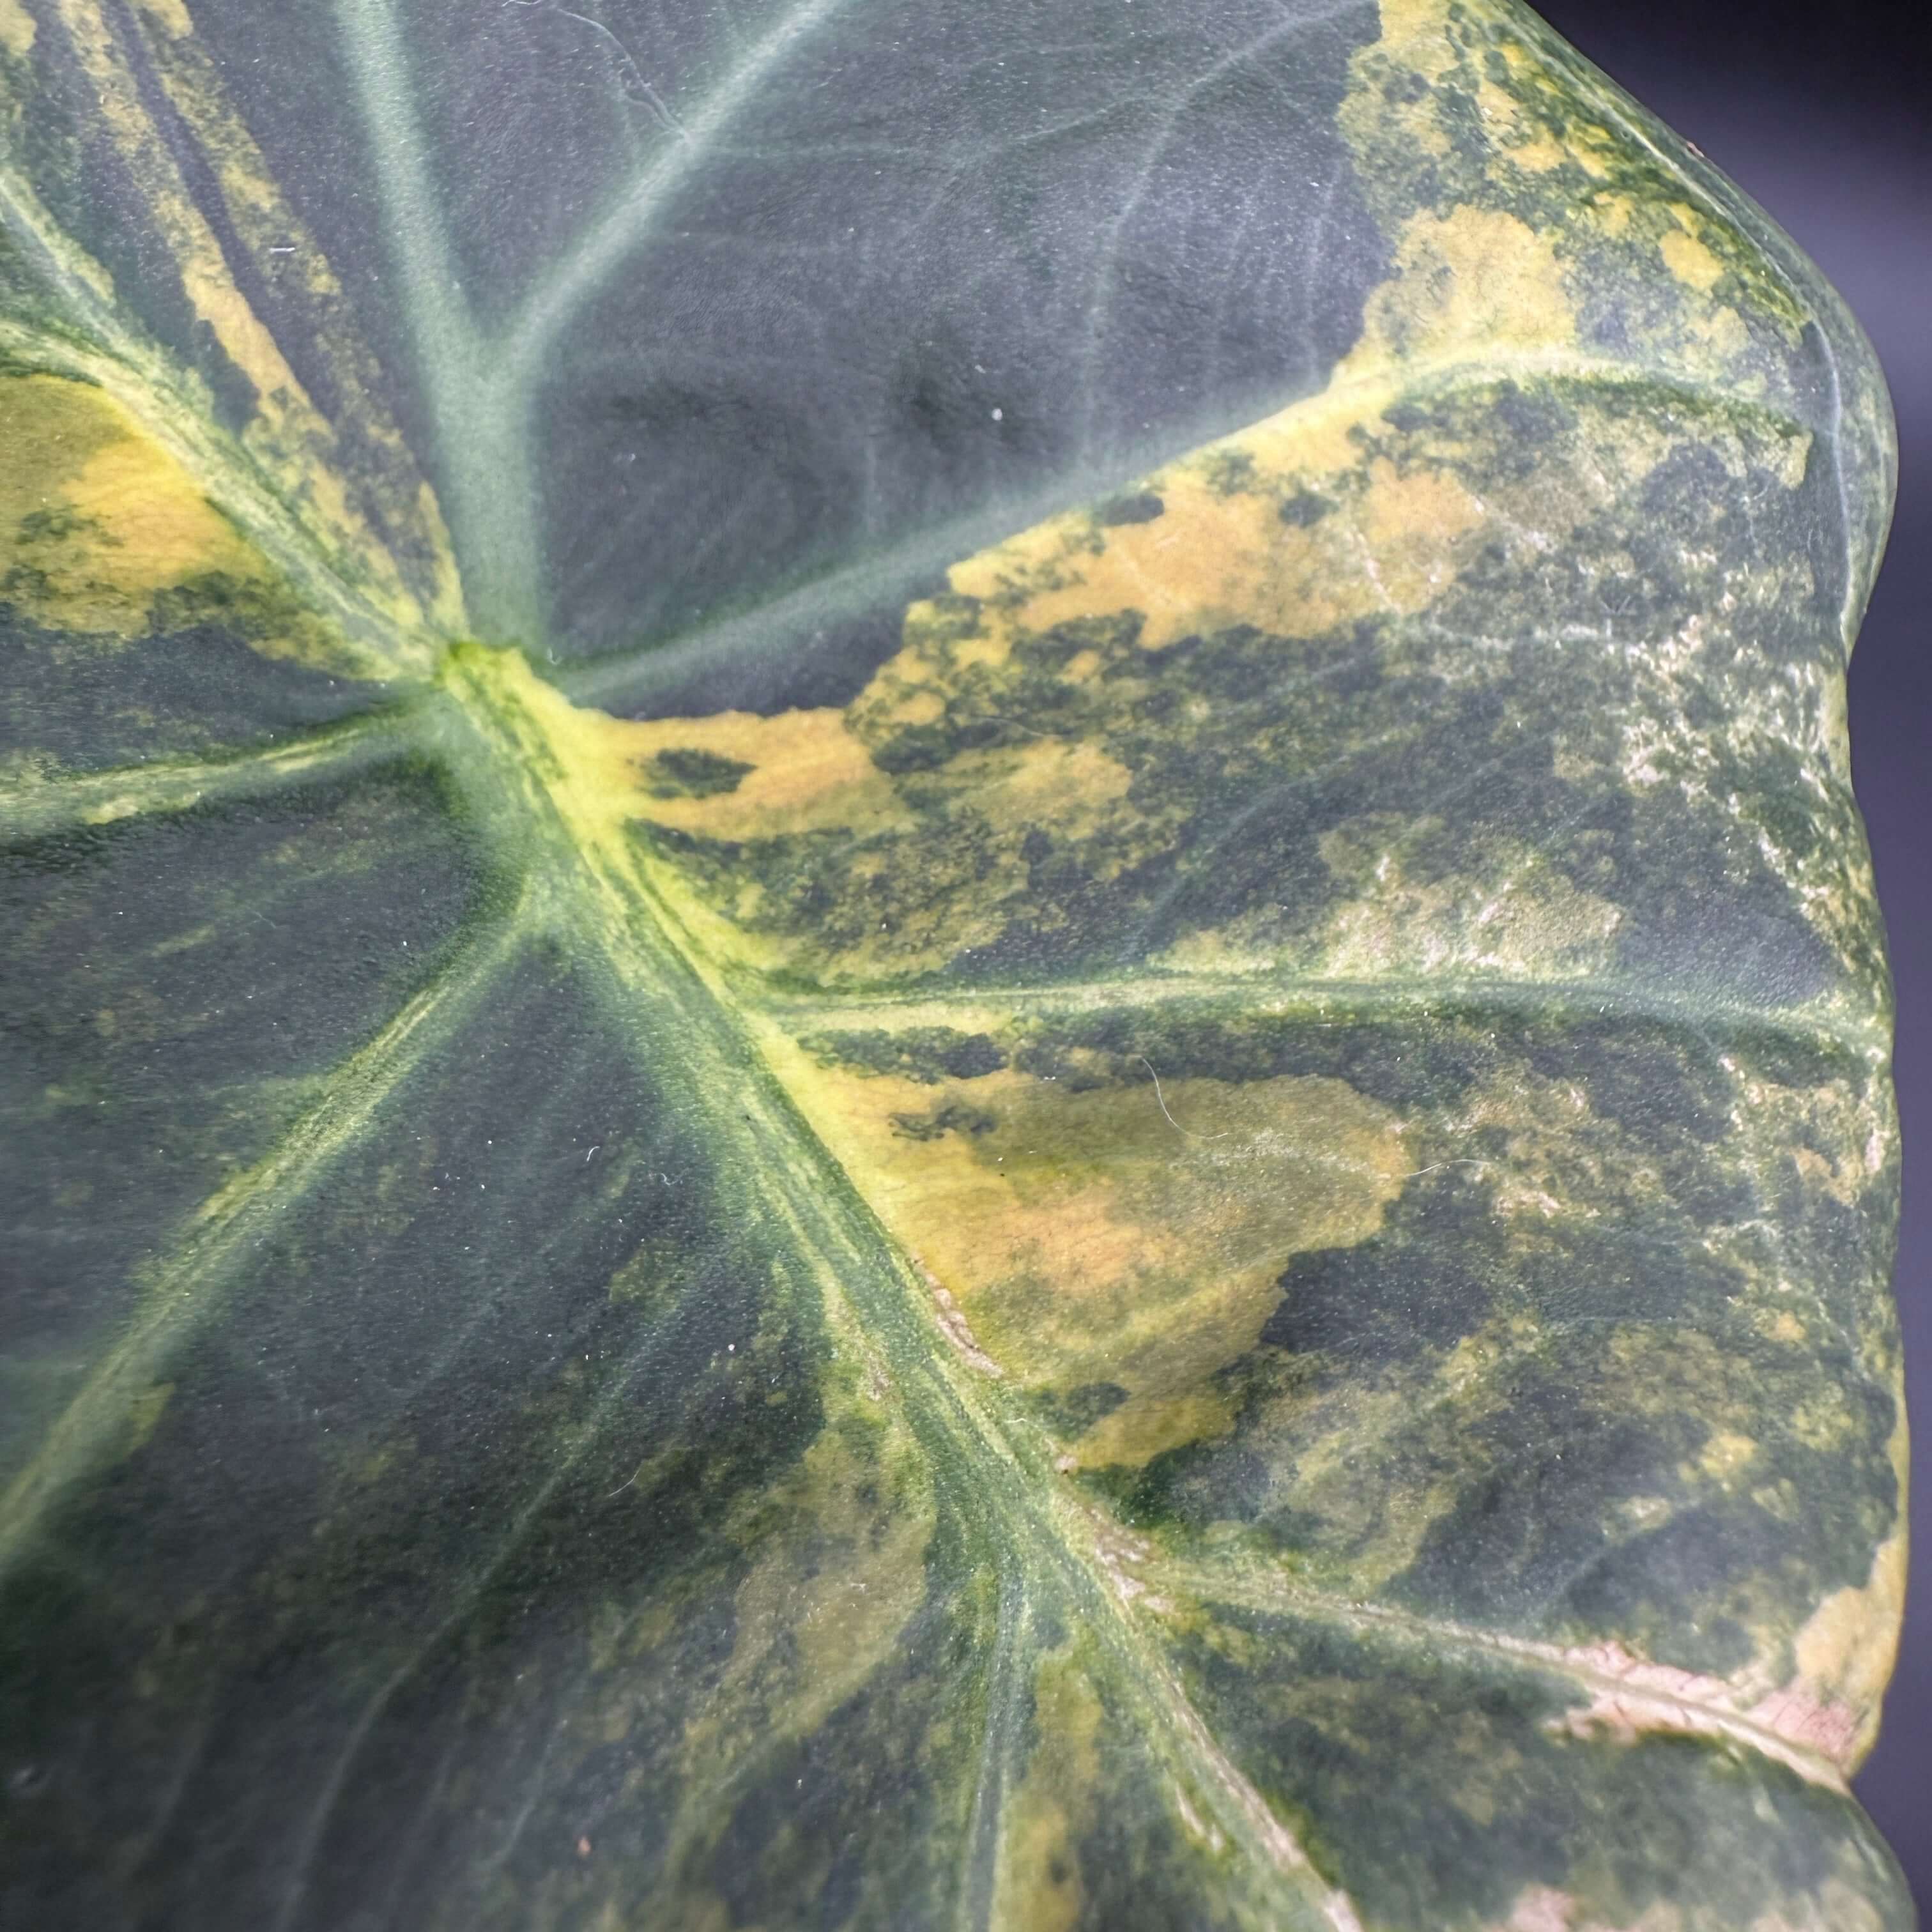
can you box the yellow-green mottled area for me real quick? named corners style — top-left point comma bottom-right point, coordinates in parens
top-left (0, 0), bottom-right (35, 60)
top-left (0, 375), bottom-right (318, 649)
top-left (0, 0), bottom-right (1908, 1928)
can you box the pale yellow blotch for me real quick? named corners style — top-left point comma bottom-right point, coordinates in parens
top-left (1340, 206), bottom-right (1577, 376)
top-left (1507, 132), bottom-right (1570, 174)
top-left (782, 1429), bottom-right (931, 1689)
top-left (1148, 923), bottom-right (1268, 976)
top-left (1780, 1409), bottom-right (1910, 1767)
top-left (877, 685), bottom-right (947, 728)
top-left (1483, 80), bottom-right (1607, 180)
top-left (1474, 78), bottom-right (1524, 137)
top-left (1689, 302), bottom-right (1751, 360)
top-left (1594, 194), bottom-right (1636, 238)
top-left (0, 375), bottom-right (336, 659)
top-left (1503, 1882), bottom-right (1576, 1931)
top-left (913, 204), bottom-right (1581, 673)
top-left (0, 374), bottom-right (123, 523)
top-left (682, 1403), bottom-right (932, 1772)
top-left (1077, 1388), bottom-right (1238, 1473)
top-left (758, 1043), bottom-right (1407, 1468)
top-left (1569, 130), bottom-right (1621, 182)
top-left (1339, 0), bottom-right (1458, 168)
top-left (1791, 1390), bottom-right (1860, 1454)
top-left (624, 709), bottom-right (911, 841)
top-left (625, 1391), bottom-right (927, 1916)
top-left (1343, 0), bottom-right (1618, 206)
top-left (341, 1441), bottom-right (400, 1489)
top-left (1697, 1429), bottom-right (1757, 1482)
top-left (1353, 459), bottom-right (1491, 606)
top-left (993, 1653), bottom-right (1105, 1932)
top-left (1370, 0), bottom-right (1456, 65)
top-left (1220, 815), bottom-right (1621, 982)
top-left (1779, 1531), bottom-right (1908, 1767)
top-left (446, 653), bottom-right (902, 979)
top-left (943, 738), bottom-right (1133, 845)
top-left (413, 486), bottom-right (465, 631)
top-left (0, 0), bottom-right (34, 56)
top-left (1496, 1887), bottom-right (1690, 1932)
top-left (907, 428), bottom-right (1485, 673)
top-left (1660, 227), bottom-right (1726, 294)
top-left (64, 436), bottom-right (252, 595)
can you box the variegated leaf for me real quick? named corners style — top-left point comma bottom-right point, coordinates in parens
top-left (0, 1), bottom-right (1909, 1927)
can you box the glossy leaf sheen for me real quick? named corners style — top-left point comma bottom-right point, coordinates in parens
top-left (0, 0), bottom-right (1911, 1926)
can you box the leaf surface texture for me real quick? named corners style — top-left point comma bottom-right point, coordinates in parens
top-left (0, 1), bottom-right (1910, 1926)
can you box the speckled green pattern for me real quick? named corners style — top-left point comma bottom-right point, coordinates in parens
top-left (0, 0), bottom-right (1908, 1927)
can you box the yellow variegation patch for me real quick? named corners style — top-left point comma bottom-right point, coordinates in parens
top-left (0, 376), bottom-right (337, 664)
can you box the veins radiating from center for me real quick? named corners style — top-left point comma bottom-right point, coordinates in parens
top-left (332, 0), bottom-right (861, 652)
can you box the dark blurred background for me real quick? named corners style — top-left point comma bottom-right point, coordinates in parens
top-left (1535, 0), bottom-right (1929, 1901)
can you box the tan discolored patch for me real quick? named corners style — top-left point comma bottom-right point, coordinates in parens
top-left (0, 376), bottom-right (127, 532)
top-left (567, 249), bottom-right (1809, 993)
top-left (1344, 0), bottom-right (1616, 215)
top-left (64, 436), bottom-right (252, 599)
top-left (1506, 132), bottom-right (1570, 175)
top-left (757, 1034), bottom-right (1409, 1468)
top-left (1547, 1631), bottom-right (1868, 1788)
top-left (1341, 0), bottom-right (1460, 169)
